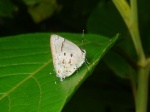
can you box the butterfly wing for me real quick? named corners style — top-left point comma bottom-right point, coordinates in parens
top-left (50, 34), bottom-right (86, 80)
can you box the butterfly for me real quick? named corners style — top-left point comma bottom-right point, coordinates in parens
top-left (50, 34), bottom-right (86, 81)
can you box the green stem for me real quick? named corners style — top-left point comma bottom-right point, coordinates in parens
top-left (129, 69), bottom-right (137, 103)
top-left (136, 67), bottom-right (149, 112)
top-left (129, 1), bottom-right (148, 112)
top-left (130, 0), bottom-right (146, 65)
top-left (112, 0), bottom-right (149, 112)
top-left (112, 0), bottom-right (130, 27)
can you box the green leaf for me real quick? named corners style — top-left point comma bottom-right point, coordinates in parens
top-left (103, 51), bottom-right (137, 80)
top-left (0, 33), bottom-right (118, 112)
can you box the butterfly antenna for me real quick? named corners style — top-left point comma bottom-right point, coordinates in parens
top-left (81, 30), bottom-right (84, 49)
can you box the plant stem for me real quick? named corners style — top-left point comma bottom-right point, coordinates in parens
top-left (136, 66), bottom-right (149, 112)
top-left (130, 1), bottom-right (149, 112)
top-left (130, 0), bottom-right (146, 65)
top-left (130, 69), bottom-right (137, 103)
top-left (112, 0), bottom-right (130, 28)
top-left (112, 0), bottom-right (149, 112)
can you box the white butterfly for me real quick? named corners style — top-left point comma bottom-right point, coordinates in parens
top-left (50, 34), bottom-right (86, 80)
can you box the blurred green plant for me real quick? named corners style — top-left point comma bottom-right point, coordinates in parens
top-left (0, 0), bottom-right (60, 23)
top-left (22, 0), bottom-right (60, 23)
top-left (0, 0), bottom-right (16, 17)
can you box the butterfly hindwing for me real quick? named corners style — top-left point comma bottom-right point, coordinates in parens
top-left (50, 34), bottom-right (86, 80)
